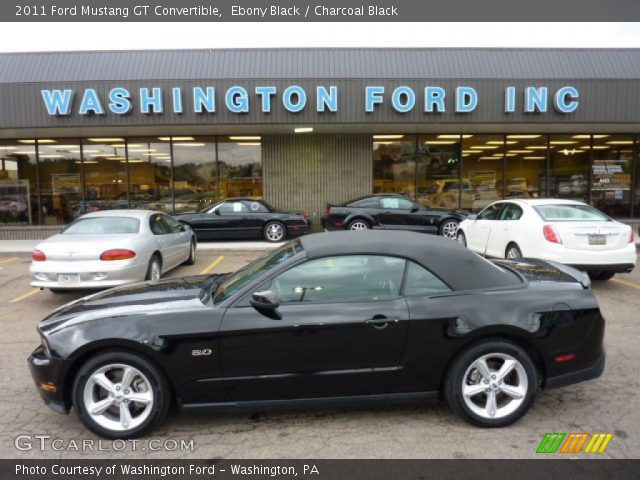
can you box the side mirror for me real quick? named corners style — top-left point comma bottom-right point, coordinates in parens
top-left (411, 206), bottom-right (420, 213)
top-left (468, 213), bottom-right (478, 221)
top-left (250, 290), bottom-right (281, 319)
top-left (214, 209), bottom-right (221, 216)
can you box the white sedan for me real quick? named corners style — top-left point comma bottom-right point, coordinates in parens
top-left (456, 199), bottom-right (637, 281)
top-left (30, 210), bottom-right (197, 292)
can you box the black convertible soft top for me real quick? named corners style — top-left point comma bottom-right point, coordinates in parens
top-left (300, 230), bottom-right (519, 291)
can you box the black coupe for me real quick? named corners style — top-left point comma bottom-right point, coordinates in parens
top-left (29, 231), bottom-right (604, 438)
top-left (322, 194), bottom-right (465, 238)
top-left (175, 198), bottom-right (310, 242)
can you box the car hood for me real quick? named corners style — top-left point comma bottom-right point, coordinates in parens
top-left (38, 274), bottom-right (227, 335)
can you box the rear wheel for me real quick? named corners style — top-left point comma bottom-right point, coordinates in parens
top-left (72, 350), bottom-right (171, 439)
top-left (589, 271), bottom-right (615, 281)
top-left (444, 339), bottom-right (538, 428)
top-left (439, 219), bottom-right (460, 239)
top-left (505, 243), bottom-right (522, 260)
top-left (348, 219), bottom-right (370, 231)
top-left (263, 221), bottom-right (286, 243)
top-left (145, 254), bottom-right (162, 282)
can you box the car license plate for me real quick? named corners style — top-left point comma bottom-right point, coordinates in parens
top-left (58, 273), bottom-right (80, 284)
top-left (588, 234), bottom-right (606, 245)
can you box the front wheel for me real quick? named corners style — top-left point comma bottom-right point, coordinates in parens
top-left (589, 271), bottom-right (615, 281)
top-left (444, 339), bottom-right (538, 428)
top-left (263, 221), bottom-right (286, 243)
top-left (439, 219), bottom-right (460, 239)
top-left (72, 350), bottom-right (171, 439)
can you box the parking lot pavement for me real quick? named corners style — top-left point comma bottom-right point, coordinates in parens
top-left (0, 250), bottom-right (638, 459)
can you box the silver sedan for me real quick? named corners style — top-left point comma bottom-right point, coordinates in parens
top-left (29, 210), bottom-right (197, 292)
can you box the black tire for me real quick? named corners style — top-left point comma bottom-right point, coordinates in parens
top-left (456, 231), bottom-right (467, 247)
top-left (444, 338), bottom-right (538, 428)
top-left (263, 221), bottom-right (286, 243)
top-left (49, 288), bottom-right (67, 294)
top-left (183, 238), bottom-right (196, 266)
top-left (347, 219), bottom-right (371, 231)
top-left (505, 243), bottom-right (522, 260)
top-left (439, 218), bottom-right (460, 239)
top-left (145, 254), bottom-right (162, 282)
top-left (71, 350), bottom-right (172, 439)
top-left (589, 271), bottom-right (615, 281)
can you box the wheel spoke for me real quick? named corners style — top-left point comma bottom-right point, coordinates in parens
top-left (127, 391), bottom-right (153, 405)
top-left (500, 383), bottom-right (525, 399)
top-left (119, 403), bottom-right (133, 429)
top-left (485, 390), bottom-right (498, 418)
top-left (473, 358), bottom-right (493, 381)
top-left (497, 359), bottom-right (517, 380)
top-left (120, 367), bottom-right (136, 389)
top-left (90, 397), bottom-right (114, 415)
top-left (462, 383), bottom-right (487, 398)
top-left (93, 373), bottom-right (116, 394)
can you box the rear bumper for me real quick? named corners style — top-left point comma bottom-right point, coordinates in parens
top-left (535, 243), bottom-right (637, 272)
top-left (28, 345), bottom-right (69, 414)
top-left (544, 352), bottom-right (605, 390)
top-left (29, 259), bottom-right (148, 289)
top-left (321, 218), bottom-right (343, 231)
top-left (567, 263), bottom-right (635, 273)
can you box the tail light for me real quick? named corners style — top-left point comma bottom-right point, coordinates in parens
top-left (32, 249), bottom-right (46, 262)
top-left (100, 249), bottom-right (136, 261)
top-left (301, 211), bottom-right (308, 220)
top-left (323, 208), bottom-right (331, 217)
top-left (543, 225), bottom-right (562, 244)
top-left (630, 229), bottom-right (637, 244)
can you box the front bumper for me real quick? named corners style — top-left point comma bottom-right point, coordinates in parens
top-left (29, 259), bottom-right (148, 289)
top-left (28, 345), bottom-right (69, 414)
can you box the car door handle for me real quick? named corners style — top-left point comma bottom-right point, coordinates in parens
top-left (366, 316), bottom-right (399, 329)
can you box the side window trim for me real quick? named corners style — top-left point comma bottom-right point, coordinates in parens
top-left (400, 260), bottom-right (453, 297)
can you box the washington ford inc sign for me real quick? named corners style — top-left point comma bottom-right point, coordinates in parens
top-left (40, 85), bottom-right (580, 117)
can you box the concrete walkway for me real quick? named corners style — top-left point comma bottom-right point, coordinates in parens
top-left (0, 239), bottom-right (281, 253)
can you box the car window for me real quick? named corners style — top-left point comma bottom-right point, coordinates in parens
top-left (381, 197), bottom-right (415, 210)
top-left (443, 182), bottom-right (459, 192)
top-left (348, 197), bottom-right (380, 208)
top-left (245, 201), bottom-right (268, 213)
top-left (62, 217), bottom-right (140, 234)
top-left (161, 215), bottom-right (183, 233)
top-left (478, 203), bottom-right (503, 220)
top-left (497, 203), bottom-right (523, 221)
top-left (149, 214), bottom-right (169, 235)
top-left (403, 261), bottom-right (451, 296)
top-left (533, 204), bottom-right (611, 222)
top-left (219, 201), bottom-right (249, 214)
top-left (271, 255), bottom-right (405, 304)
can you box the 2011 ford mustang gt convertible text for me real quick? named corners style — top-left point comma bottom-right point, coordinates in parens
top-left (29, 231), bottom-right (605, 438)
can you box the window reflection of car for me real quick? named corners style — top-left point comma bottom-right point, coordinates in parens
top-left (0, 195), bottom-right (27, 215)
top-left (418, 179), bottom-right (477, 210)
top-left (175, 198), bottom-right (310, 243)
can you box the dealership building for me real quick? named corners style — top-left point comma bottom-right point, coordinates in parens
top-left (0, 48), bottom-right (639, 237)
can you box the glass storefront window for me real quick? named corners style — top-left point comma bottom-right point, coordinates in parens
top-left (373, 136), bottom-right (416, 197)
top-left (171, 136), bottom-right (217, 214)
top-left (218, 136), bottom-right (262, 200)
top-left (505, 134), bottom-right (547, 201)
top-left (81, 138), bottom-right (128, 213)
top-left (417, 134), bottom-right (461, 209)
top-left (549, 134), bottom-right (590, 201)
top-left (37, 139), bottom-right (82, 224)
top-left (461, 135), bottom-right (503, 212)
top-left (128, 137), bottom-right (173, 214)
top-left (0, 140), bottom-right (37, 225)
top-left (591, 134), bottom-right (634, 217)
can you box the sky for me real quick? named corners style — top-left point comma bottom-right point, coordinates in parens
top-left (0, 22), bottom-right (639, 52)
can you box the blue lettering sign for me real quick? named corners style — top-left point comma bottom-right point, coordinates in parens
top-left (193, 87), bottom-right (216, 113)
top-left (256, 86), bottom-right (277, 113)
top-left (455, 87), bottom-right (478, 113)
top-left (283, 86), bottom-right (307, 113)
top-left (79, 89), bottom-right (105, 115)
top-left (504, 86), bottom-right (516, 113)
top-left (108, 88), bottom-right (132, 115)
top-left (316, 86), bottom-right (338, 112)
top-left (41, 89), bottom-right (74, 116)
top-left (525, 87), bottom-right (548, 113)
top-left (391, 86), bottom-right (415, 113)
top-left (172, 87), bottom-right (183, 114)
top-left (140, 87), bottom-right (163, 114)
top-left (424, 87), bottom-right (445, 113)
top-left (365, 86), bottom-right (384, 113)
top-left (553, 86), bottom-right (579, 113)
top-left (226, 86), bottom-right (249, 113)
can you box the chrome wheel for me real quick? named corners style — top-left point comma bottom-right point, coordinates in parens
top-left (265, 223), bottom-right (285, 242)
top-left (440, 221), bottom-right (459, 239)
top-left (82, 363), bottom-right (154, 432)
top-left (349, 221), bottom-right (369, 231)
top-left (189, 241), bottom-right (196, 261)
top-left (461, 353), bottom-right (528, 420)
top-left (150, 259), bottom-right (161, 282)
top-left (506, 245), bottom-right (522, 259)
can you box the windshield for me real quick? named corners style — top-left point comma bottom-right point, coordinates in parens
top-left (62, 217), bottom-right (140, 234)
top-left (534, 204), bottom-right (611, 222)
top-left (213, 240), bottom-right (303, 304)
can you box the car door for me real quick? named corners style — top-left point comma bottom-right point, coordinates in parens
top-left (216, 201), bottom-right (251, 238)
top-left (465, 203), bottom-right (504, 254)
top-left (242, 200), bottom-right (270, 238)
top-left (218, 255), bottom-right (410, 401)
top-left (161, 214), bottom-right (190, 267)
top-left (148, 213), bottom-right (172, 270)
top-left (375, 196), bottom-right (425, 231)
top-left (485, 203), bottom-right (523, 258)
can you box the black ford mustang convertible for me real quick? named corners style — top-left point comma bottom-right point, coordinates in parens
top-left (29, 231), bottom-right (605, 438)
